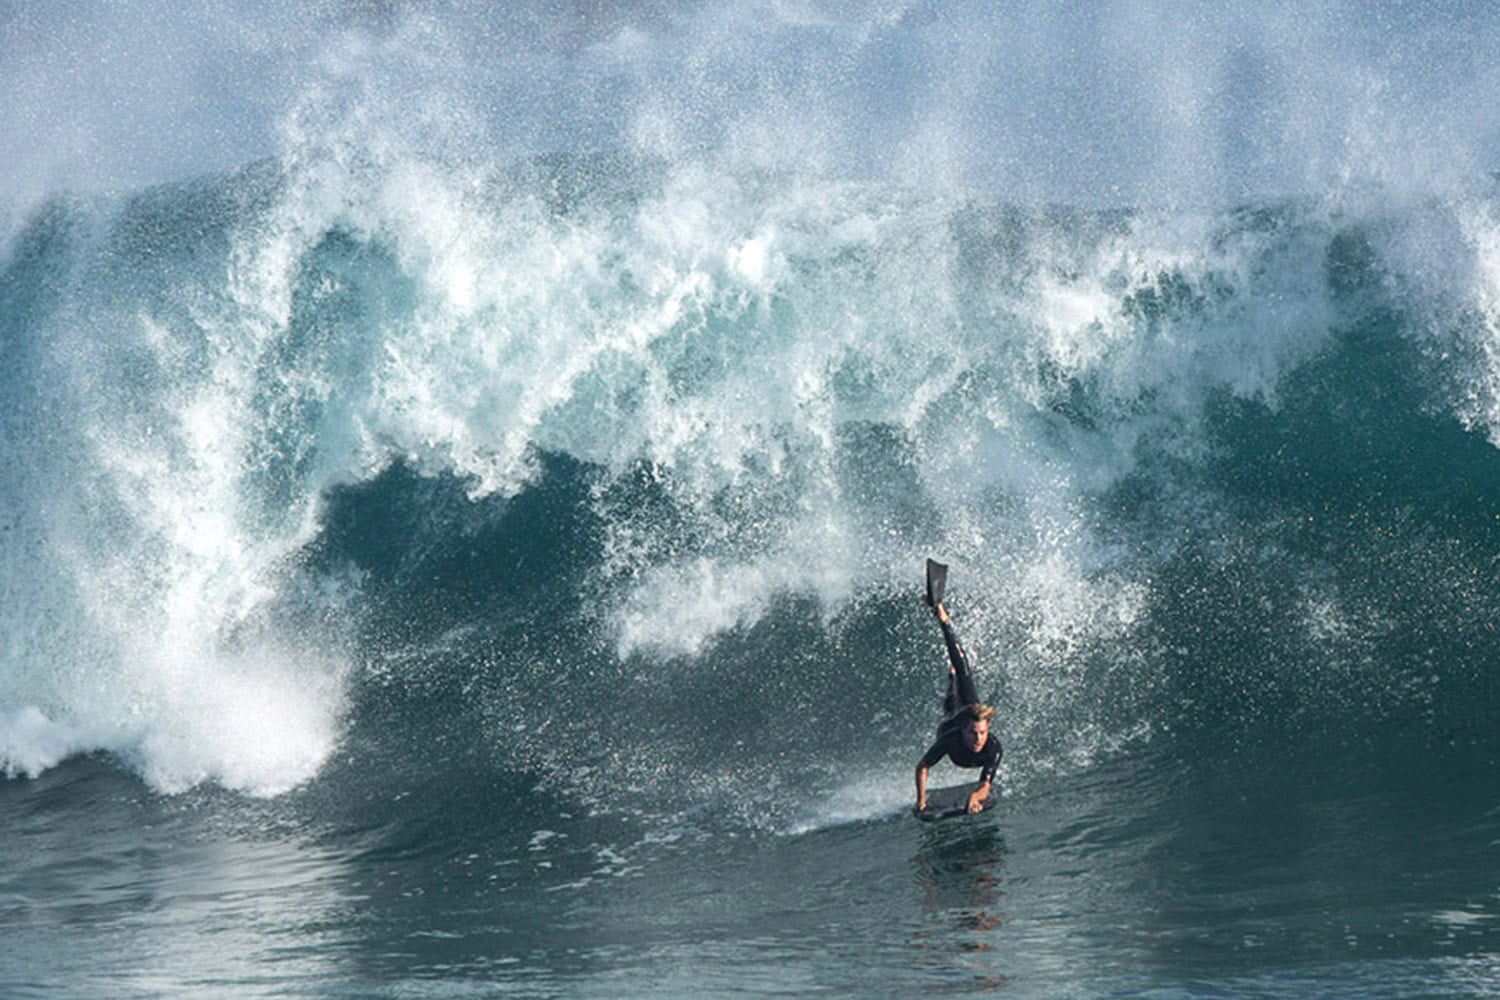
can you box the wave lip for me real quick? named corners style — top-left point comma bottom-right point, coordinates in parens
top-left (0, 707), bottom-right (87, 780)
top-left (0, 647), bottom-right (344, 797)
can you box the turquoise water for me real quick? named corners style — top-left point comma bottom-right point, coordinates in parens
top-left (5, 3), bottom-right (1500, 996)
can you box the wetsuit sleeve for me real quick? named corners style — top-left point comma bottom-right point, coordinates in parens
top-left (979, 739), bottom-right (1002, 785)
top-left (919, 735), bottom-right (949, 770)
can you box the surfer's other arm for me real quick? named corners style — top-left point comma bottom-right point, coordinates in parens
top-left (965, 778), bottom-right (992, 814)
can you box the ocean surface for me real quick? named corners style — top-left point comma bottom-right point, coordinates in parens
top-left (4, 3), bottom-right (1500, 997)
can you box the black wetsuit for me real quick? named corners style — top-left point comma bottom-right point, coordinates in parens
top-left (918, 616), bottom-right (1002, 783)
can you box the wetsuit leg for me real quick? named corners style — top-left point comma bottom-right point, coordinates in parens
top-left (939, 618), bottom-right (981, 719)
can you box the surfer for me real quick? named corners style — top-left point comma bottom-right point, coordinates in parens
top-left (914, 565), bottom-right (1002, 816)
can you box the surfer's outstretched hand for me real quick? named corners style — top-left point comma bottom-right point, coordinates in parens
top-left (933, 601), bottom-right (950, 625)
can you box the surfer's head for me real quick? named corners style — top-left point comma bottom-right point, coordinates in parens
top-left (959, 703), bottom-right (994, 751)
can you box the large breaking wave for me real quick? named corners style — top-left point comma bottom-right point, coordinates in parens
top-left (4, 3), bottom-right (1500, 832)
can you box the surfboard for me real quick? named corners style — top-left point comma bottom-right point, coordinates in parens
top-left (916, 782), bottom-right (997, 822)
